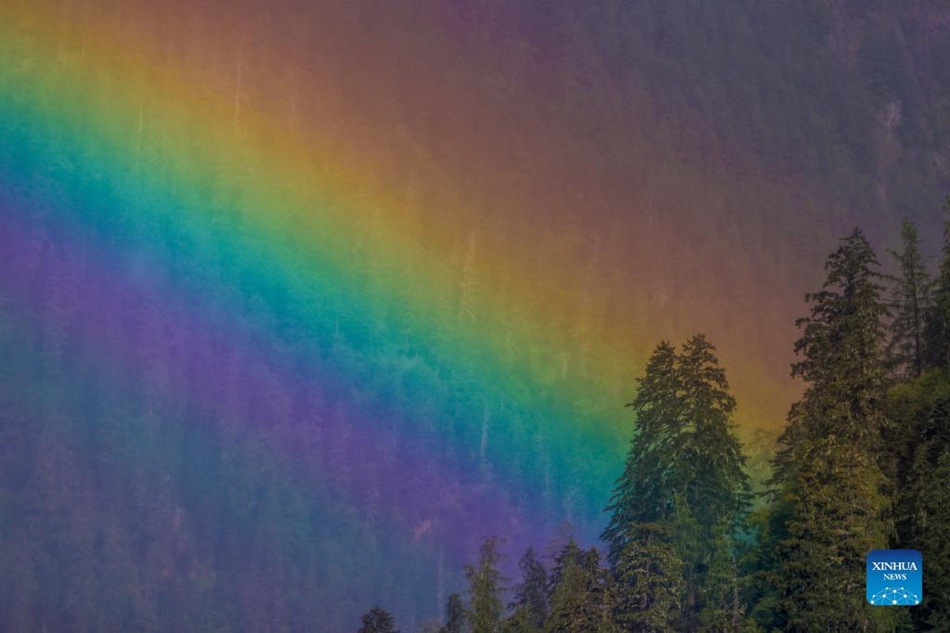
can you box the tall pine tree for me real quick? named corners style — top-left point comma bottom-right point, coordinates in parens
top-left (604, 336), bottom-right (750, 632)
top-left (602, 341), bottom-right (681, 562)
top-left (926, 195), bottom-right (950, 369)
top-left (464, 537), bottom-right (507, 633)
top-left (776, 228), bottom-right (891, 456)
top-left (767, 228), bottom-right (896, 632)
top-left (886, 217), bottom-right (933, 379)
top-left (508, 547), bottom-right (548, 631)
top-left (674, 335), bottom-right (750, 533)
top-left (440, 593), bottom-right (466, 633)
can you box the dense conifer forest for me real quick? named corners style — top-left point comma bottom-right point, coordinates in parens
top-left (357, 201), bottom-right (950, 631)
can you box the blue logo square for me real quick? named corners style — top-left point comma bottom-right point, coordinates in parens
top-left (866, 549), bottom-right (922, 606)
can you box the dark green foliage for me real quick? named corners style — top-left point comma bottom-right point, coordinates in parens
top-left (502, 609), bottom-right (539, 633)
top-left (545, 543), bottom-right (616, 633)
top-left (903, 428), bottom-right (950, 629)
top-left (603, 337), bottom-right (750, 563)
top-left (440, 593), bottom-right (466, 633)
top-left (508, 548), bottom-right (547, 630)
top-left (612, 523), bottom-right (684, 633)
top-left (674, 335), bottom-right (751, 534)
top-left (925, 196), bottom-right (950, 369)
top-left (359, 606), bottom-right (400, 633)
top-left (464, 537), bottom-right (507, 633)
top-left (696, 523), bottom-right (745, 633)
top-left (602, 341), bottom-right (680, 560)
top-left (669, 497), bottom-right (703, 631)
top-left (905, 207), bottom-right (950, 632)
top-left (382, 208), bottom-right (950, 632)
top-left (771, 438), bottom-right (891, 632)
top-left (603, 336), bottom-right (750, 632)
top-left (889, 370), bottom-right (950, 629)
top-left (547, 537), bottom-right (584, 600)
top-left (766, 229), bottom-right (896, 632)
top-left (887, 217), bottom-right (933, 379)
top-left (742, 506), bottom-right (781, 632)
top-left (776, 228), bottom-right (891, 458)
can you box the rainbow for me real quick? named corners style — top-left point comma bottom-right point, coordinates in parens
top-left (0, 0), bottom-right (911, 626)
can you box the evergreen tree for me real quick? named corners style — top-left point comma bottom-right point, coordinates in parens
top-left (464, 537), bottom-right (506, 633)
top-left (895, 388), bottom-right (950, 629)
top-left (359, 606), bottom-right (400, 633)
top-left (674, 335), bottom-right (750, 533)
top-left (767, 229), bottom-right (896, 632)
top-left (612, 522), bottom-right (684, 633)
top-left (775, 228), bottom-right (891, 458)
top-left (545, 544), bottom-right (616, 633)
top-left (669, 495), bottom-right (703, 630)
top-left (744, 504), bottom-right (784, 631)
top-left (547, 537), bottom-right (584, 601)
top-left (503, 609), bottom-right (539, 633)
top-left (925, 195), bottom-right (950, 368)
top-left (603, 341), bottom-right (681, 562)
top-left (695, 523), bottom-right (744, 633)
top-left (886, 217), bottom-right (933, 379)
top-left (773, 438), bottom-right (892, 631)
top-left (603, 337), bottom-right (749, 552)
top-left (508, 547), bottom-right (547, 630)
top-left (603, 336), bottom-right (750, 631)
top-left (440, 593), bottom-right (466, 633)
